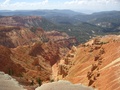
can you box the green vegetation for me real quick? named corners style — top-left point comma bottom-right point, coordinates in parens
top-left (0, 11), bottom-right (120, 43)
top-left (23, 13), bottom-right (120, 43)
top-left (36, 77), bottom-right (42, 86)
top-left (19, 73), bottom-right (23, 79)
top-left (30, 27), bottom-right (37, 33)
top-left (8, 68), bottom-right (14, 75)
top-left (50, 79), bottom-right (54, 82)
top-left (40, 22), bottom-right (104, 43)
top-left (30, 80), bottom-right (34, 86)
top-left (100, 41), bottom-right (108, 44)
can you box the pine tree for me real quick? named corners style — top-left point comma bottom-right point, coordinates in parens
top-left (36, 77), bottom-right (42, 86)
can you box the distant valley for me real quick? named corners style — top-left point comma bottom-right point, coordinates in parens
top-left (0, 10), bottom-right (120, 90)
top-left (0, 10), bottom-right (120, 43)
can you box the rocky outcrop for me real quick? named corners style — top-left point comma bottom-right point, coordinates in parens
top-left (0, 38), bottom-right (72, 87)
top-left (0, 16), bottom-right (78, 89)
top-left (35, 80), bottom-right (94, 90)
top-left (10, 42), bottom-right (60, 81)
top-left (29, 42), bottom-right (60, 66)
top-left (0, 16), bottom-right (43, 27)
top-left (0, 27), bottom-right (77, 48)
top-left (0, 45), bottom-right (26, 76)
top-left (0, 72), bottom-right (25, 90)
top-left (56, 35), bottom-right (120, 90)
top-left (0, 16), bottom-right (77, 48)
top-left (0, 42), bottom-right (57, 88)
top-left (52, 46), bottom-right (77, 81)
top-left (0, 26), bottom-right (46, 47)
top-left (45, 31), bottom-right (77, 48)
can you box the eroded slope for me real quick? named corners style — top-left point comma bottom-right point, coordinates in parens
top-left (55, 35), bottom-right (120, 90)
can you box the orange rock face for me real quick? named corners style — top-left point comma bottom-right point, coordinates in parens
top-left (0, 26), bottom-right (77, 48)
top-left (56, 35), bottom-right (120, 90)
top-left (10, 42), bottom-right (61, 81)
top-left (0, 16), bottom-right (77, 48)
top-left (0, 45), bottom-right (26, 76)
top-left (0, 40), bottom-right (73, 87)
top-left (0, 16), bottom-right (78, 88)
top-left (0, 26), bottom-right (48, 47)
top-left (0, 42), bottom-right (61, 87)
top-left (2, 16), bottom-right (120, 90)
top-left (0, 16), bottom-right (42, 27)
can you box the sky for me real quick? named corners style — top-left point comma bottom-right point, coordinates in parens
top-left (0, 0), bottom-right (120, 13)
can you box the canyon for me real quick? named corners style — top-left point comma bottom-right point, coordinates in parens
top-left (0, 16), bottom-right (120, 90)
top-left (54, 35), bottom-right (120, 90)
top-left (0, 16), bottom-right (77, 89)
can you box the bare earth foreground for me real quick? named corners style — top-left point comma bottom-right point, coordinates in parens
top-left (0, 72), bottom-right (25, 90)
top-left (0, 71), bottom-right (94, 90)
top-left (35, 80), bottom-right (94, 90)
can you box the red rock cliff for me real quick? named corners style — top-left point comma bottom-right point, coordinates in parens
top-left (55, 35), bottom-right (120, 90)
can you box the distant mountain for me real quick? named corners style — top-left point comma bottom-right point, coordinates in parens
top-left (73, 11), bottom-right (120, 22)
top-left (0, 15), bottom-right (103, 43)
top-left (0, 16), bottom-right (57, 30)
top-left (88, 17), bottom-right (120, 33)
top-left (0, 10), bottom-right (11, 12)
top-left (55, 22), bottom-right (104, 43)
top-left (86, 11), bottom-right (120, 33)
top-left (0, 9), bottom-right (81, 27)
top-left (0, 16), bottom-right (77, 48)
top-left (53, 10), bottom-right (120, 42)
top-left (0, 9), bottom-right (80, 17)
top-left (0, 10), bottom-right (120, 43)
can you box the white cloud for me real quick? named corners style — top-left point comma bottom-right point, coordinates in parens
top-left (64, 0), bottom-right (118, 5)
top-left (0, 0), bottom-right (119, 12)
top-left (3, 0), bottom-right (11, 4)
top-left (64, 0), bottom-right (120, 12)
top-left (0, 0), bottom-right (49, 10)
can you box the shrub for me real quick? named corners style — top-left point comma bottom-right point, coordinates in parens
top-left (30, 80), bottom-right (34, 86)
top-left (36, 77), bottom-right (42, 86)
top-left (8, 68), bottom-right (14, 75)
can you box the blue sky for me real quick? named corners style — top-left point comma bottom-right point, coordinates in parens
top-left (0, 0), bottom-right (120, 13)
